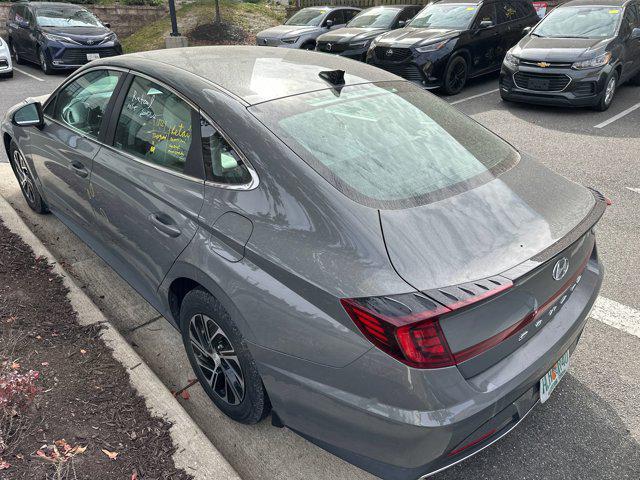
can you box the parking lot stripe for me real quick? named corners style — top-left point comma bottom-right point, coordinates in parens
top-left (591, 296), bottom-right (640, 339)
top-left (13, 67), bottom-right (45, 82)
top-left (450, 88), bottom-right (499, 105)
top-left (594, 102), bottom-right (640, 129)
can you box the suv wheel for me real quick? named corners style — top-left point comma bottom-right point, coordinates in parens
top-left (442, 55), bottom-right (468, 95)
top-left (10, 40), bottom-right (24, 65)
top-left (9, 142), bottom-right (49, 214)
top-left (594, 71), bottom-right (617, 111)
top-left (38, 48), bottom-right (54, 75)
top-left (180, 287), bottom-right (270, 424)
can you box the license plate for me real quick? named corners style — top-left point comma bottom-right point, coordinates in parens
top-left (540, 350), bottom-right (570, 403)
top-left (528, 78), bottom-right (550, 90)
top-left (86, 53), bottom-right (100, 61)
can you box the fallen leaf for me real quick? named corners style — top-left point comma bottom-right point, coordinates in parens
top-left (131, 470), bottom-right (138, 480)
top-left (68, 445), bottom-right (87, 456)
top-left (41, 362), bottom-right (49, 366)
top-left (101, 449), bottom-right (118, 460)
top-left (16, 454), bottom-right (24, 460)
top-left (0, 460), bottom-right (10, 470)
top-left (180, 390), bottom-right (190, 400)
top-left (11, 362), bottom-right (20, 370)
top-left (80, 349), bottom-right (87, 355)
top-left (36, 335), bottom-right (42, 340)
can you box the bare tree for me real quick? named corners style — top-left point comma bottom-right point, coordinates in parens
top-left (214, 0), bottom-right (221, 24)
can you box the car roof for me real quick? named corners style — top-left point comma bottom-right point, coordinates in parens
top-left (112, 46), bottom-right (402, 106)
top-left (563, 0), bottom-right (629, 6)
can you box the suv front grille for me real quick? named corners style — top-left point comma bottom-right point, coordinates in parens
top-left (520, 59), bottom-right (573, 68)
top-left (316, 41), bottom-right (348, 54)
top-left (378, 63), bottom-right (423, 83)
top-left (374, 46), bottom-right (412, 62)
top-left (60, 48), bottom-right (119, 65)
top-left (513, 72), bottom-right (571, 92)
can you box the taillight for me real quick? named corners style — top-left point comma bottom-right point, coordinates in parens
top-left (340, 295), bottom-right (455, 369)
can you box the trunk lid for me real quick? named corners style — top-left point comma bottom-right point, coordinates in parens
top-left (380, 157), bottom-right (605, 376)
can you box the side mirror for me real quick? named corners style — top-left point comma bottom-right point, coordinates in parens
top-left (479, 20), bottom-right (494, 29)
top-left (325, 19), bottom-right (334, 28)
top-left (631, 27), bottom-right (640, 40)
top-left (397, 20), bottom-right (406, 28)
top-left (12, 102), bottom-right (44, 129)
top-left (220, 151), bottom-right (239, 173)
top-left (522, 26), bottom-right (533, 35)
top-left (103, 22), bottom-right (111, 28)
top-left (18, 19), bottom-right (30, 29)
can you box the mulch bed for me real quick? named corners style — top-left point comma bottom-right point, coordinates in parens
top-left (0, 219), bottom-right (191, 480)
top-left (187, 22), bottom-right (249, 46)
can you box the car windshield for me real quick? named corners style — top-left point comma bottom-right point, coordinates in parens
top-left (250, 82), bottom-right (518, 208)
top-left (285, 8), bottom-right (329, 26)
top-left (532, 6), bottom-right (621, 38)
top-left (36, 7), bottom-right (103, 28)
top-left (347, 7), bottom-right (400, 28)
top-left (409, 3), bottom-right (478, 29)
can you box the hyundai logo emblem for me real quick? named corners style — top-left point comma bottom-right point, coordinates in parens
top-left (386, 48), bottom-right (394, 56)
top-left (326, 43), bottom-right (332, 51)
top-left (552, 257), bottom-right (569, 281)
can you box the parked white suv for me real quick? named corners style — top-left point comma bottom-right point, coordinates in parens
top-left (256, 6), bottom-right (360, 50)
top-left (0, 37), bottom-right (13, 78)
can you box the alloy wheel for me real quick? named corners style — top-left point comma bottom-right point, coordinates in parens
top-left (189, 313), bottom-right (245, 405)
top-left (12, 149), bottom-right (36, 205)
top-left (447, 60), bottom-right (467, 93)
top-left (39, 50), bottom-right (49, 74)
top-left (604, 76), bottom-right (616, 106)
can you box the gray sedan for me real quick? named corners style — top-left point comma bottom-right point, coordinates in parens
top-left (1, 46), bottom-right (605, 479)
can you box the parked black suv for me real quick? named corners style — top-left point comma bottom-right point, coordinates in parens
top-left (316, 5), bottom-right (423, 61)
top-left (366, 0), bottom-right (539, 94)
top-left (6, 1), bottom-right (122, 75)
top-left (500, 0), bottom-right (640, 110)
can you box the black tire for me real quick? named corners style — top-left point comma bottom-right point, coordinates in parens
top-left (301, 42), bottom-right (315, 50)
top-left (38, 48), bottom-right (54, 75)
top-left (9, 40), bottom-right (25, 65)
top-left (630, 70), bottom-right (640, 86)
top-left (9, 142), bottom-right (49, 214)
top-left (442, 55), bottom-right (468, 95)
top-left (593, 71), bottom-right (618, 111)
top-left (180, 287), bottom-right (270, 424)
top-left (0, 71), bottom-right (13, 79)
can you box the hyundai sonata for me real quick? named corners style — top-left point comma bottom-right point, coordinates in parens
top-left (1, 46), bottom-right (605, 479)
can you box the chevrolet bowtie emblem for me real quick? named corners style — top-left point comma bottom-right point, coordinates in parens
top-left (537, 61), bottom-right (551, 68)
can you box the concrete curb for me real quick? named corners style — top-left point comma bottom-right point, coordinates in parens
top-left (0, 194), bottom-right (242, 480)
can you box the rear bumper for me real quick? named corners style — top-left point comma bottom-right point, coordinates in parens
top-left (499, 63), bottom-right (611, 108)
top-left (254, 255), bottom-right (604, 480)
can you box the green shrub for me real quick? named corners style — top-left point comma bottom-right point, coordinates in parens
top-left (120, 0), bottom-right (164, 5)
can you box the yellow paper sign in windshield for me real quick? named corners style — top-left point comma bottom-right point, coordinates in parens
top-left (609, 9), bottom-right (619, 13)
top-left (466, 6), bottom-right (476, 10)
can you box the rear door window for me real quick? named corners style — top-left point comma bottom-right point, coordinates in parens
top-left (52, 70), bottom-right (122, 138)
top-left (497, 1), bottom-right (521, 23)
top-left (473, 3), bottom-right (497, 26)
top-left (201, 118), bottom-right (252, 185)
top-left (326, 9), bottom-right (345, 26)
top-left (113, 76), bottom-right (194, 174)
top-left (250, 82), bottom-right (518, 209)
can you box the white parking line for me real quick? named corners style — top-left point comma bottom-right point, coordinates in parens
top-left (450, 88), bottom-right (500, 105)
top-left (594, 101), bottom-right (640, 129)
top-left (591, 296), bottom-right (640, 339)
top-left (626, 187), bottom-right (640, 194)
top-left (13, 67), bottom-right (44, 82)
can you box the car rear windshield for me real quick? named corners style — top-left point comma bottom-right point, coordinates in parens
top-left (533, 6), bottom-right (622, 38)
top-left (250, 82), bottom-right (518, 209)
top-left (285, 8), bottom-right (329, 27)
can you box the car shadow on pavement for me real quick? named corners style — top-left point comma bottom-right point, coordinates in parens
top-left (437, 373), bottom-right (640, 480)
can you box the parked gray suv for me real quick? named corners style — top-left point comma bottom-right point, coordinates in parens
top-left (256, 6), bottom-right (360, 49)
top-left (1, 46), bottom-right (605, 479)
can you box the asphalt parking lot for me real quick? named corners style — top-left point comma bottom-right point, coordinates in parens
top-left (1, 62), bottom-right (639, 480)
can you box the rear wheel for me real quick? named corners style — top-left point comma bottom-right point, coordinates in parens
top-left (630, 69), bottom-right (640, 86)
top-left (594, 71), bottom-right (617, 111)
top-left (9, 142), bottom-right (48, 214)
top-left (301, 41), bottom-right (315, 50)
top-left (180, 287), bottom-right (270, 424)
top-left (442, 55), bottom-right (468, 95)
top-left (10, 40), bottom-right (24, 65)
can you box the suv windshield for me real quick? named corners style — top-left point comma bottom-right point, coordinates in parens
top-left (533, 6), bottom-right (621, 38)
top-left (36, 7), bottom-right (102, 28)
top-left (347, 7), bottom-right (400, 28)
top-left (409, 3), bottom-right (478, 29)
top-left (250, 82), bottom-right (518, 208)
top-left (285, 8), bottom-right (329, 27)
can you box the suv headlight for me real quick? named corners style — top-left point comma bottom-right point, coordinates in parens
top-left (43, 32), bottom-right (79, 44)
top-left (281, 36), bottom-right (300, 44)
top-left (415, 39), bottom-right (449, 53)
top-left (349, 39), bottom-right (371, 49)
top-left (572, 52), bottom-right (612, 70)
top-left (504, 51), bottom-right (520, 68)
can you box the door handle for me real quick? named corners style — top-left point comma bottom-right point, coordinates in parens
top-left (70, 161), bottom-right (88, 178)
top-left (149, 213), bottom-right (181, 238)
